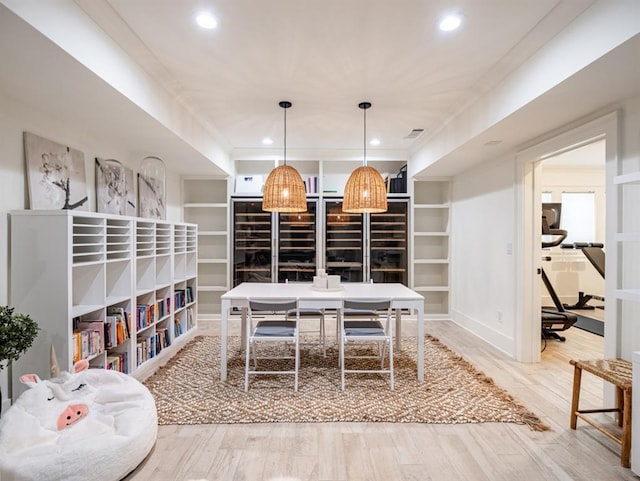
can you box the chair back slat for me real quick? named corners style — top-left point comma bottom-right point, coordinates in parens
top-left (249, 299), bottom-right (297, 313)
top-left (343, 299), bottom-right (391, 311)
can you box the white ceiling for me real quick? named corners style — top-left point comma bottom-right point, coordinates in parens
top-left (2, 0), bottom-right (639, 177)
top-left (72, 0), bottom-right (596, 157)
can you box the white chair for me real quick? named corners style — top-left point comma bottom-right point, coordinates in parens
top-left (339, 299), bottom-right (394, 390)
top-left (245, 299), bottom-right (300, 391)
top-left (286, 307), bottom-right (326, 356)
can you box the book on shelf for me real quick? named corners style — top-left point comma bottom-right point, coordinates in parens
top-left (136, 304), bottom-right (155, 329)
top-left (174, 316), bottom-right (184, 337)
top-left (106, 352), bottom-right (129, 373)
top-left (106, 307), bottom-right (131, 348)
top-left (155, 297), bottom-right (171, 319)
top-left (186, 286), bottom-right (193, 304)
top-left (174, 289), bottom-right (186, 309)
top-left (74, 320), bottom-right (105, 360)
top-left (154, 327), bottom-right (171, 354)
top-left (305, 176), bottom-right (318, 194)
top-left (187, 307), bottom-right (195, 330)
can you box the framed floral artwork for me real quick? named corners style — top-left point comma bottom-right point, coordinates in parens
top-left (95, 157), bottom-right (136, 216)
top-left (138, 156), bottom-right (166, 219)
top-left (24, 132), bottom-right (88, 210)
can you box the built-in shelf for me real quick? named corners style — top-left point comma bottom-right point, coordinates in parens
top-left (10, 210), bottom-right (197, 397)
top-left (182, 177), bottom-right (229, 320)
top-left (412, 179), bottom-right (452, 317)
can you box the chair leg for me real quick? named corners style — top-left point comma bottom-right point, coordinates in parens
top-left (244, 337), bottom-right (251, 392)
top-left (320, 314), bottom-right (326, 357)
top-left (388, 338), bottom-right (394, 391)
top-left (340, 316), bottom-right (345, 391)
top-left (570, 365), bottom-right (582, 429)
top-left (252, 342), bottom-right (258, 369)
top-left (622, 388), bottom-right (632, 468)
top-left (294, 336), bottom-right (299, 392)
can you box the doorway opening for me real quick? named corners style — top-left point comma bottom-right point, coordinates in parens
top-left (514, 111), bottom-right (618, 364)
top-left (538, 140), bottom-right (606, 360)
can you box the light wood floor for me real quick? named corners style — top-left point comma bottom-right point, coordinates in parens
top-left (125, 320), bottom-right (637, 481)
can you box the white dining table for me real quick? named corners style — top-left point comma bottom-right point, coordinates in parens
top-left (219, 282), bottom-right (425, 381)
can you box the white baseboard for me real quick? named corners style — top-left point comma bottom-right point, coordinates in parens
top-left (451, 308), bottom-right (515, 358)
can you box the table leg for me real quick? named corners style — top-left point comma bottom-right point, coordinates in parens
top-left (395, 308), bottom-right (402, 351)
top-left (416, 304), bottom-right (424, 382)
top-left (240, 307), bottom-right (247, 350)
top-left (220, 299), bottom-right (230, 381)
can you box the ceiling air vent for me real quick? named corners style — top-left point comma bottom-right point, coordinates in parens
top-left (405, 129), bottom-right (424, 139)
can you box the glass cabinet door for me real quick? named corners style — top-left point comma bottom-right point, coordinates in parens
top-left (325, 200), bottom-right (364, 282)
top-left (369, 200), bottom-right (408, 285)
top-left (277, 201), bottom-right (317, 282)
top-left (232, 199), bottom-right (272, 286)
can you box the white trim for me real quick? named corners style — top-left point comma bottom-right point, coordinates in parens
top-left (515, 111), bottom-right (619, 363)
top-left (451, 309), bottom-right (514, 357)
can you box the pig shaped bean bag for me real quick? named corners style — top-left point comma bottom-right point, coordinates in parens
top-left (0, 360), bottom-right (157, 481)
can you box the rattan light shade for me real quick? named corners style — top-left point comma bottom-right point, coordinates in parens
top-left (342, 165), bottom-right (388, 213)
top-left (262, 164), bottom-right (307, 212)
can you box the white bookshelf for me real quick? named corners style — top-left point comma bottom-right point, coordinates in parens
top-left (182, 177), bottom-right (229, 320)
top-left (10, 210), bottom-right (198, 397)
top-left (411, 179), bottom-right (452, 318)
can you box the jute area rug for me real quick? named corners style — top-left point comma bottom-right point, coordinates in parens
top-left (143, 335), bottom-right (548, 431)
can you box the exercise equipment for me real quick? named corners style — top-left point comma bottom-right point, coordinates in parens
top-left (540, 203), bottom-right (577, 342)
top-left (561, 242), bottom-right (605, 310)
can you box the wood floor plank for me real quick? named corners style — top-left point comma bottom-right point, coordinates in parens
top-left (124, 320), bottom-right (638, 481)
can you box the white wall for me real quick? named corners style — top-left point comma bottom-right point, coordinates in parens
top-left (450, 94), bottom-right (640, 363)
top-left (450, 154), bottom-right (517, 356)
top-left (0, 90), bottom-right (181, 413)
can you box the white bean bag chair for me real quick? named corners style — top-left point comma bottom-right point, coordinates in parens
top-left (0, 360), bottom-right (157, 481)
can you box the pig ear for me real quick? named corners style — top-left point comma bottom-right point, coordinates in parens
top-left (73, 359), bottom-right (90, 373)
top-left (20, 374), bottom-right (41, 387)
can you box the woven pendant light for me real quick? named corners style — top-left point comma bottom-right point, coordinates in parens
top-left (342, 102), bottom-right (387, 213)
top-left (262, 101), bottom-right (307, 213)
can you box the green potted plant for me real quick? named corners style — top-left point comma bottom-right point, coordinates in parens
top-left (0, 306), bottom-right (40, 416)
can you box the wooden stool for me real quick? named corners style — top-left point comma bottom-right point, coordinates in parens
top-left (569, 358), bottom-right (632, 468)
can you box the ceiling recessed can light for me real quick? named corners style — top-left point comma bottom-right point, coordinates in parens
top-left (439, 13), bottom-right (462, 32)
top-left (370, 138), bottom-right (381, 146)
top-left (196, 12), bottom-right (218, 29)
top-left (262, 137), bottom-right (273, 145)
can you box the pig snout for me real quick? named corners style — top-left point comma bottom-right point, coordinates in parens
top-left (56, 404), bottom-right (89, 430)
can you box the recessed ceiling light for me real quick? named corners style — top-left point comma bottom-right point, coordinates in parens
top-left (370, 138), bottom-right (381, 146)
top-left (196, 12), bottom-right (218, 29)
top-left (262, 137), bottom-right (273, 145)
top-left (439, 13), bottom-right (463, 32)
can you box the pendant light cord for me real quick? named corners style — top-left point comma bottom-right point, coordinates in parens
top-left (363, 106), bottom-right (367, 166)
top-left (283, 105), bottom-right (287, 166)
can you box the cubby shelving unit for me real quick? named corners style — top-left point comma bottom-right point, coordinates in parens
top-left (182, 177), bottom-right (229, 321)
top-left (411, 178), bottom-right (452, 318)
top-left (10, 210), bottom-right (197, 397)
